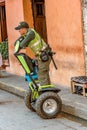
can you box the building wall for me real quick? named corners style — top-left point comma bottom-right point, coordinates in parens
top-left (5, 0), bottom-right (34, 75)
top-left (23, 0), bottom-right (35, 58)
top-left (82, 0), bottom-right (87, 74)
top-left (45, 0), bottom-right (85, 86)
top-left (5, 0), bottom-right (85, 87)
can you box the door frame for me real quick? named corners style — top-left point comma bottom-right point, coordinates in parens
top-left (31, 0), bottom-right (48, 42)
top-left (0, 3), bottom-right (7, 41)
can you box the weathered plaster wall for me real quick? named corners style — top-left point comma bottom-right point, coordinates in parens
top-left (45, 0), bottom-right (85, 86)
top-left (5, 0), bottom-right (85, 87)
top-left (5, 0), bottom-right (34, 75)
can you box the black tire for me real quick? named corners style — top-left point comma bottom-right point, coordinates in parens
top-left (36, 92), bottom-right (62, 119)
top-left (25, 90), bottom-right (35, 111)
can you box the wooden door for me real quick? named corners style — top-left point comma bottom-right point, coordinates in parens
top-left (0, 5), bottom-right (7, 41)
top-left (32, 0), bottom-right (47, 42)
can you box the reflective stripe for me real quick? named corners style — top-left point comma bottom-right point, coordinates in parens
top-left (41, 44), bottom-right (48, 51)
top-left (30, 40), bottom-right (41, 48)
top-left (14, 41), bottom-right (20, 53)
top-left (27, 28), bottom-right (47, 54)
top-left (17, 55), bottom-right (30, 73)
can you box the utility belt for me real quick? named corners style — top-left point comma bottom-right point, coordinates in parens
top-left (40, 48), bottom-right (50, 62)
top-left (35, 45), bottom-right (50, 62)
top-left (39, 44), bottom-right (58, 69)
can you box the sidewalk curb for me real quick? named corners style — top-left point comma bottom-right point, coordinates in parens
top-left (0, 81), bottom-right (87, 120)
top-left (62, 102), bottom-right (87, 120)
top-left (0, 81), bottom-right (26, 97)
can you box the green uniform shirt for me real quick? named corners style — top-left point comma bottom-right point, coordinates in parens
top-left (20, 28), bottom-right (47, 55)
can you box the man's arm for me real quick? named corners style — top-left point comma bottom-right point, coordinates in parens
top-left (14, 36), bottom-right (24, 55)
top-left (20, 29), bottom-right (35, 48)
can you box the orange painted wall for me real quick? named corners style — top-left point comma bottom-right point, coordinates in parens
top-left (5, 0), bottom-right (24, 75)
top-left (5, 0), bottom-right (34, 75)
top-left (45, 0), bottom-right (85, 86)
top-left (23, 0), bottom-right (35, 58)
top-left (5, 0), bottom-right (85, 87)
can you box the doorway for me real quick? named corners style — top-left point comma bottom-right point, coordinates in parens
top-left (0, 3), bottom-right (9, 68)
top-left (0, 5), bottom-right (7, 41)
top-left (32, 0), bottom-right (47, 42)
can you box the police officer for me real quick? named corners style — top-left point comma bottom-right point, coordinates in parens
top-left (14, 21), bottom-right (51, 86)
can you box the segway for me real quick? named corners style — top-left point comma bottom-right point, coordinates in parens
top-left (14, 42), bottom-right (62, 119)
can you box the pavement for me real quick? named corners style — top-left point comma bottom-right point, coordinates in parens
top-left (0, 70), bottom-right (87, 120)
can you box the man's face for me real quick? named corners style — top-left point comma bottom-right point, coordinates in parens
top-left (18, 28), bottom-right (28, 35)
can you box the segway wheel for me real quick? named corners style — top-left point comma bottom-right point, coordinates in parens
top-left (36, 92), bottom-right (62, 119)
top-left (25, 90), bottom-right (35, 111)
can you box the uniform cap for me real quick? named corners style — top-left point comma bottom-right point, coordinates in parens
top-left (15, 21), bottom-right (29, 30)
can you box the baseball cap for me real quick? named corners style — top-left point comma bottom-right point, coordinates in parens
top-left (15, 21), bottom-right (29, 30)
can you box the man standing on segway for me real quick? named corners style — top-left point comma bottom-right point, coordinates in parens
top-left (14, 21), bottom-right (51, 86)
